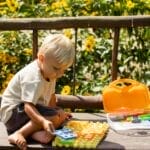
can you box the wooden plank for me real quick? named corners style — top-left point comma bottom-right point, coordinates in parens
top-left (0, 16), bottom-right (150, 30)
top-left (112, 28), bottom-right (120, 81)
top-left (1, 95), bottom-right (104, 110)
top-left (56, 95), bottom-right (103, 109)
top-left (0, 113), bottom-right (105, 150)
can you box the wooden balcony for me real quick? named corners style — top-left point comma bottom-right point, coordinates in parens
top-left (0, 16), bottom-right (150, 149)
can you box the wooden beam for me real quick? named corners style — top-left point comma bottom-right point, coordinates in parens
top-left (0, 16), bottom-right (149, 30)
top-left (0, 95), bottom-right (103, 109)
top-left (112, 28), bottom-right (120, 80)
top-left (32, 29), bottom-right (38, 59)
top-left (56, 94), bottom-right (103, 109)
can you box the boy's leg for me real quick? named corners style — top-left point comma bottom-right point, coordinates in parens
top-left (8, 119), bottom-right (41, 150)
top-left (31, 109), bottom-right (68, 143)
top-left (7, 104), bottom-right (69, 149)
top-left (8, 109), bottom-right (67, 148)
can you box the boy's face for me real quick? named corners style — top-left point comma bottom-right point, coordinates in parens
top-left (40, 53), bottom-right (69, 81)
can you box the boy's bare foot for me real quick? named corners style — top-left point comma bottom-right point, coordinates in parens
top-left (8, 132), bottom-right (27, 150)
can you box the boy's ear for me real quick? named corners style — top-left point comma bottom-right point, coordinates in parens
top-left (38, 53), bottom-right (44, 62)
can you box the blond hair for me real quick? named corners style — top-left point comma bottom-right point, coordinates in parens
top-left (38, 34), bottom-right (75, 68)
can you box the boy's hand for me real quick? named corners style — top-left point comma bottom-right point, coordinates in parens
top-left (42, 119), bottom-right (55, 134)
top-left (65, 112), bottom-right (72, 120)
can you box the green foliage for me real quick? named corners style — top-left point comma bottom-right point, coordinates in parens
top-left (0, 31), bottom-right (32, 92)
top-left (0, 0), bottom-right (149, 95)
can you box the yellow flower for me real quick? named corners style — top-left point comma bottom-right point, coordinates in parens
top-left (0, 2), bottom-right (6, 6)
top-left (0, 9), bottom-right (7, 15)
top-left (0, 2), bottom-right (7, 15)
top-left (6, 73), bottom-right (14, 81)
top-left (126, 0), bottom-right (135, 9)
top-left (50, 0), bottom-right (69, 15)
top-left (23, 48), bottom-right (32, 56)
top-left (0, 51), bottom-right (9, 63)
top-left (61, 85), bottom-right (71, 95)
top-left (84, 0), bottom-right (93, 5)
top-left (81, 10), bottom-right (88, 16)
top-left (63, 29), bottom-right (73, 39)
top-left (51, 0), bottom-right (68, 10)
top-left (51, 1), bottom-right (60, 10)
top-left (6, 0), bottom-right (19, 12)
top-left (61, 0), bottom-right (68, 7)
top-left (84, 35), bottom-right (95, 52)
top-left (0, 51), bottom-right (5, 61)
top-left (91, 11), bottom-right (98, 16)
top-left (2, 73), bottom-right (14, 90)
top-left (9, 55), bottom-right (18, 63)
top-left (0, 51), bottom-right (18, 64)
top-left (115, 2), bottom-right (120, 8)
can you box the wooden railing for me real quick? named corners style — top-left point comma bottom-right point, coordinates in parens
top-left (0, 16), bottom-right (150, 109)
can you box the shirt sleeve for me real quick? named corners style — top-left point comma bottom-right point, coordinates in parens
top-left (21, 81), bottom-right (40, 104)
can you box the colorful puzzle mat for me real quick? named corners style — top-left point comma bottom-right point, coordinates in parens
top-left (52, 120), bottom-right (109, 149)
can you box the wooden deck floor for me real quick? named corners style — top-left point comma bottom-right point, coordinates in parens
top-left (1, 113), bottom-right (150, 150)
top-left (0, 113), bottom-right (106, 150)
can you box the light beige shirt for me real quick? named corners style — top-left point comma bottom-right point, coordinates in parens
top-left (0, 60), bottom-right (56, 123)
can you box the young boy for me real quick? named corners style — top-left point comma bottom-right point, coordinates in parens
top-left (0, 34), bottom-right (75, 150)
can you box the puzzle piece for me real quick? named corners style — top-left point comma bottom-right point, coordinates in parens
top-left (54, 128), bottom-right (77, 140)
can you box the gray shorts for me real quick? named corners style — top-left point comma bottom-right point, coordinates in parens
top-left (5, 103), bottom-right (61, 134)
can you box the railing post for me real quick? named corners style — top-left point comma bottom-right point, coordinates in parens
top-left (32, 29), bottom-right (38, 59)
top-left (112, 28), bottom-right (120, 81)
top-left (72, 28), bottom-right (78, 95)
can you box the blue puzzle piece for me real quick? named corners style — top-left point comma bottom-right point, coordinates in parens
top-left (54, 128), bottom-right (77, 139)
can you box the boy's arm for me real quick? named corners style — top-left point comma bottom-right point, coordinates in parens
top-left (48, 93), bottom-right (57, 107)
top-left (24, 102), bottom-right (55, 133)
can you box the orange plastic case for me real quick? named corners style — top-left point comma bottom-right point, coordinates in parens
top-left (102, 79), bottom-right (150, 113)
